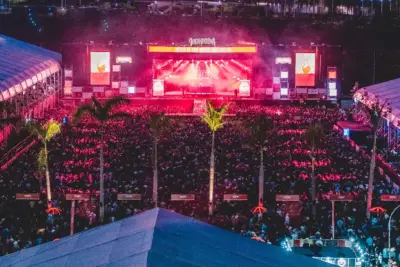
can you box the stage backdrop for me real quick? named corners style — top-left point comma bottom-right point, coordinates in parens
top-left (90, 51), bottom-right (110, 85)
top-left (295, 53), bottom-right (315, 87)
top-left (153, 59), bottom-right (252, 95)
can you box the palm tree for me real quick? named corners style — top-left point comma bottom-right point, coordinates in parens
top-left (304, 123), bottom-right (324, 218)
top-left (366, 100), bottom-right (387, 218)
top-left (73, 96), bottom-right (131, 222)
top-left (148, 113), bottom-right (170, 206)
top-left (245, 114), bottom-right (274, 205)
top-left (28, 121), bottom-right (61, 206)
top-left (202, 101), bottom-right (229, 216)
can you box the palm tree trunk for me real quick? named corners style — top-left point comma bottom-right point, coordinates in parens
top-left (258, 146), bottom-right (264, 205)
top-left (99, 126), bottom-right (105, 222)
top-left (153, 139), bottom-right (158, 207)
top-left (312, 155), bottom-right (316, 218)
top-left (209, 131), bottom-right (216, 216)
top-left (44, 143), bottom-right (52, 207)
top-left (367, 131), bottom-right (377, 218)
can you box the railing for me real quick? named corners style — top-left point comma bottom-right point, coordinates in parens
top-left (0, 134), bottom-right (37, 171)
top-left (288, 239), bottom-right (352, 248)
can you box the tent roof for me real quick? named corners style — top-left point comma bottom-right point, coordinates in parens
top-left (0, 34), bottom-right (61, 101)
top-left (354, 78), bottom-right (400, 126)
top-left (0, 208), bottom-right (331, 267)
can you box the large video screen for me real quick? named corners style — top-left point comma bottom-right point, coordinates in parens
top-left (90, 52), bottom-right (110, 85)
top-left (153, 59), bottom-right (252, 95)
top-left (295, 53), bottom-right (315, 87)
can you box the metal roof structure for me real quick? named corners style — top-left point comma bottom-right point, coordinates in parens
top-left (354, 78), bottom-right (400, 127)
top-left (0, 34), bottom-right (61, 102)
top-left (0, 208), bottom-right (331, 267)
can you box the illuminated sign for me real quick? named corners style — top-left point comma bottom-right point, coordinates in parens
top-left (148, 46), bottom-right (256, 54)
top-left (90, 51), bottom-right (110, 85)
top-left (295, 53), bottom-right (316, 87)
top-left (381, 195), bottom-right (400, 201)
top-left (328, 70), bottom-right (337, 79)
top-left (276, 195), bottom-right (300, 201)
top-left (189, 38), bottom-right (216, 46)
top-left (171, 194), bottom-right (195, 201)
top-left (117, 194), bottom-right (141, 200)
top-left (280, 71), bottom-right (289, 79)
top-left (116, 56), bottom-right (132, 64)
top-left (224, 194), bottom-right (248, 201)
top-left (276, 57), bottom-right (292, 64)
top-left (128, 86), bottom-right (136, 94)
top-left (16, 193), bottom-right (40, 200)
top-left (66, 194), bottom-right (90, 201)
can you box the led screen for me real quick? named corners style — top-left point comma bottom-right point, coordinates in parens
top-left (90, 52), bottom-right (110, 85)
top-left (153, 59), bottom-right (252, 96)
top-left (295, 53), bottom-right (315, 87)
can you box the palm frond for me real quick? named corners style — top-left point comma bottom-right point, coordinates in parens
top-left (91, 96), bottom-right (103, 112)
top-left (202, 102), bottom-right (228, 132)
top-left (73, 104), bottom-right (96, 124)
top-left (103, 96), bottom-right (131, 113)
top-left (149, 113), bottom-right (170, 138)
top-left (27, 123), bottom-right (46, 141)
top-left (45, 121), bottom-right (61, 142)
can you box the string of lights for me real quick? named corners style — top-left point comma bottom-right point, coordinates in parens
top-left (28, 8), bottom-right (42, 33)
top-left (103, 20), bottom-right (109, 32)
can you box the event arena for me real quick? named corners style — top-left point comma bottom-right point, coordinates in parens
top-left (2, 4), bottom-right (400, 267)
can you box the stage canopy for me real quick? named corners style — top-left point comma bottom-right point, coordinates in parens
top-left (0, 208), bottom-right (331, 267)
top-left (0, 34), bottom-right (61, 102)
top-left (354, 78), bottom-right (400, 127)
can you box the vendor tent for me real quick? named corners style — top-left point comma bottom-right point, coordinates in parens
top-left (0, 208), bottom-right (331, 267)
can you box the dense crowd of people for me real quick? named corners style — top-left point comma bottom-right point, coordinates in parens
top-left (1, 101), bottom-right (400, 266)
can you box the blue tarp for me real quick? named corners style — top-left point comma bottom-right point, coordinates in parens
top-left (0, 208), bottom-right (332, 267)
top-left (0, 34), bottom-right (61, 99)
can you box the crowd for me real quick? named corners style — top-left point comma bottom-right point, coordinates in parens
top-left (1, 102), bottom-right (400, 266)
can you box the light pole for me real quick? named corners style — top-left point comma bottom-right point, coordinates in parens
top-left (388, 204), bottom-right (400, 249)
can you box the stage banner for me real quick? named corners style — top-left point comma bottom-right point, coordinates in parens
top-left (224, 194), bottom-right (248, 201)
top-left (153, 79), bottom-right (164, 96)
top-left (295, 53), bottom-right (316, 87)
top-left (239, 80), bottom-right (250, 96)
top-left (329, 195), bottom-right (353, 201)
top-left (381, 195), bottom-right (400, 201)
top-left (117, 194), bottom-right (142, 201)
top-left (171, 194), bottom-right (195, 201)
top-left (66, 194), bottom-right (90, 201)
top-left (90, 51), bottom-right (111, 85)
top-left (276, 195), bottom-right (300, 201)
top-left (16, 193), bottom-right (40, 200)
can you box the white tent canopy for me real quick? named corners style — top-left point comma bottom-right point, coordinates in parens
top-left (354, 78), bottom-right (400, 126)
top-left (0, 34), bottom-right (62, 102)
